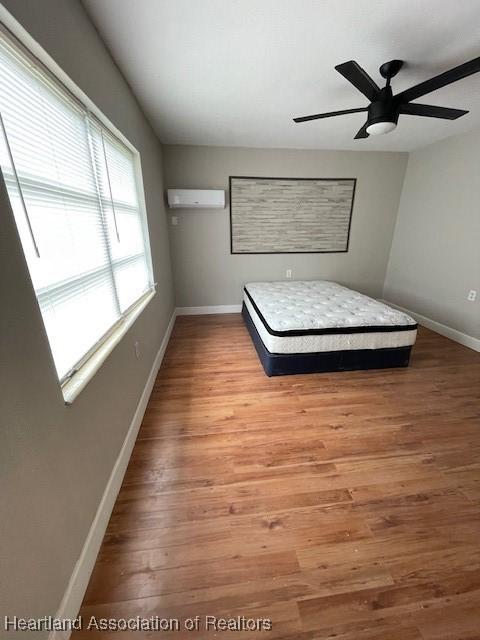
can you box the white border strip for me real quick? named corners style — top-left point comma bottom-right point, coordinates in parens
top-left (176, 304), bottom-right (242, 316)
top-left (50, 310), bottom-right (176, 640)
top-left (381, 299), bottom-right (480, 353)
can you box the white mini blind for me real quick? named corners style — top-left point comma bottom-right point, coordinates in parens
top-left (0, 31), bottom-right (153, 382)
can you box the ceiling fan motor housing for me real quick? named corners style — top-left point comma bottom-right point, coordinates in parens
top-left (367, 86), bottom-right (398, 127)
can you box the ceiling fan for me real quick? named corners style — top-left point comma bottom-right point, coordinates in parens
top-left (293, 57), bottom-right (480, 138)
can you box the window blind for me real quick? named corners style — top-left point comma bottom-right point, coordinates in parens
top-left (0, 31), bottom-right (153, 382)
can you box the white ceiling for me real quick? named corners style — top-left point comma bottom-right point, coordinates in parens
top-left (83, 0), bottom-right (480, 151)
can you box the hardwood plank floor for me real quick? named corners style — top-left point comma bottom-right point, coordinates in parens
top-left (74, 314), bottom-right (480, 639)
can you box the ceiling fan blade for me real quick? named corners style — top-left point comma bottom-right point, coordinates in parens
top-left (396, 56), bottom-right (480, 103)
top-left (354, 122), bottom-right (369, 139)
top-left (335, 61), bottom-right (380, 102)
top-left (293, 107), bottom-right (367, 123)
top-left (399, 103), bottom-right (468, 119)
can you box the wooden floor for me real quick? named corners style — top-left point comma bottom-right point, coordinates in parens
top-left (75, 314), bottom-right (480, 639)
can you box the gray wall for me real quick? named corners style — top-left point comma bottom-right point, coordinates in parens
top-left (163, 145), bottom-right (408, 307)
top-left (0, 0), bottom-right (173, 633)
top-left (384, 130), bottom-right (480, 339)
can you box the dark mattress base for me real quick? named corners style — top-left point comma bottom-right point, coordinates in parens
top-left (242, 303), bottom-right (412, 377)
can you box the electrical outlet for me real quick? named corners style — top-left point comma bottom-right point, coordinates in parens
top-left (468, 289), bottom-right (477, 302)
top-left (134, 340), bottom-right (141, 359)
top-left (286, 269), bottom-right (292, 279)
top-left (171, 215), bottom-right (178, 226)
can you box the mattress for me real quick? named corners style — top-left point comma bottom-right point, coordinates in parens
top-left (243, 281), bottom-right (417, 354)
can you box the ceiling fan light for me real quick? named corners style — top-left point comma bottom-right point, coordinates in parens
top-left (366, 121), bottom-right (397, 135)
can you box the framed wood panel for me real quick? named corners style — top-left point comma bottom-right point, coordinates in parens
top-left (229, 176), bottom-right (356, 254)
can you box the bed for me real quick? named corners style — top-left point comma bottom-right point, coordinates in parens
top-left (242, 281), bottom-right (417, 376)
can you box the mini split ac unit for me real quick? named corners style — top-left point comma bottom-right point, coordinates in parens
top-left (167, 189), bottom-right (225, 209)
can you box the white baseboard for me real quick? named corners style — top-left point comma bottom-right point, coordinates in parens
top-left (381, 299), bottom-right (480, 353)
top-left (50, 310), bottom-right (177, 640)
top-left (176, 304), bottom-right (242, 315)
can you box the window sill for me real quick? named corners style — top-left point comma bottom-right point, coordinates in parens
top-left (62, 289), bottom-right (156, 405)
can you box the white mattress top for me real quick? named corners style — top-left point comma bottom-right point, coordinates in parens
top-left (244, 281), bottom-right (417, 333)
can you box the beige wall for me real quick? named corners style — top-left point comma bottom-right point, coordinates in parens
top-left (0, 0), bottom-right (173, 633)
top-left (384, 130), bottom-right (480, 339)
top-left (163, 145), bottom-right (408, 307)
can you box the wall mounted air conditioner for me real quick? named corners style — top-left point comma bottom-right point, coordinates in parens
top-left (167, 189), bottom-right (225, 209)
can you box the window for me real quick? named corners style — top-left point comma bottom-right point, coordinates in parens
top-left (0, 30), bottom-right (154, 386)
